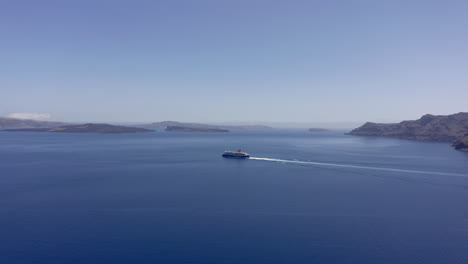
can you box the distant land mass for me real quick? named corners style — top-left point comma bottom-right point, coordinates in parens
top-left (348, 113), bottom-right (468, 151)
top-left (309, 128), bottom-right (330, 132)
top-left (3, 124), bottom-right (154, 134)
top-left (0, 117), bottom-right (68, 129)
top-left (165, 126), bottom-right (228, 132)
top-left (139, 121), bottom-right (272, 131)
top-left (0, 118), bottom-right (272, 131)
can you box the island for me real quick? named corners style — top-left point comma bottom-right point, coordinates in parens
top-left (347, 112), bottom-right (468, 151)
top-left (308, 128), bottom-right (330, 132)
top-left (3, 123), bottom-right (154, 134)
top-left (165, 126), bottom-right (229, 132)
top-left (0, 117), bottom-right (68, 129)
top-left (138, 121), bottom-right (272, 131)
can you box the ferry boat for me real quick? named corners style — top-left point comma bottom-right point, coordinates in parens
top-left (222, 149), bottom-right (250, 158)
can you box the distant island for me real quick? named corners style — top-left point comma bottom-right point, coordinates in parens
top-left (138, 121), bottom-right (272, 131)
top-left (0, 117), bottom-right (68, 129)
top-left (165, 126), bottom-right (228, 132)
top-left (3, 123), bottom-right (154, 134)
top-left (308, 128), bottom-right (330, 132)
top-left (0, 117), bottom-right (273, 131)
top-left (347, 112), bottom-right (468, 151)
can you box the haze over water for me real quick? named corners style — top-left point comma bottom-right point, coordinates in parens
top-left (1, 130), bottom-right (468, 264)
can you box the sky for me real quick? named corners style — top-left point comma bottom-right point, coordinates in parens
top-left (1, 0), bottom-right (467, 124)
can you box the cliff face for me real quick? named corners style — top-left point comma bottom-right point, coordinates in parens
top-left (348, 113), bottom-right (468, 142)
top-left (453, 134), bottom-right (468, 151)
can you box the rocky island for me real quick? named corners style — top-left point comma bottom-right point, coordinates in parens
top-left (3, 123), bottom-right (154, 134)
top-left (348, 113), bottom-right (468, 151)
top-left (165, 126), bottom-right (228, 132)
top-left (139, 121), bottom-right (272, 131)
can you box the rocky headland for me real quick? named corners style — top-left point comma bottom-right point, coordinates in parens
top-left (453, 134), bottom-right (468, 151)
top-left (347, 113), bottom-right (468, 151)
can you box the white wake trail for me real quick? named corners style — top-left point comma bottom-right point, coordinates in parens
top-left (249, 157), bottom-right (468, 178)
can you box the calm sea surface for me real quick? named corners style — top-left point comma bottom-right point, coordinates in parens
top-left (1, 130), bottom-right (468, 264)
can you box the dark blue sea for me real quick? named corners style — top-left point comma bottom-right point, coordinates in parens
top-left (1, 130), bottom-right (468, 264)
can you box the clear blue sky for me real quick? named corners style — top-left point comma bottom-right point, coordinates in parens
top-left (1, 0), bottom-right (467, 123)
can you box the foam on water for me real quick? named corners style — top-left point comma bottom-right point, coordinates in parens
top-left (249, 157), bottom-right (468, 177)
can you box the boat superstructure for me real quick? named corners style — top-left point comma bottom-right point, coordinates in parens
top-left (222, 149), bottom-right (250, 158)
